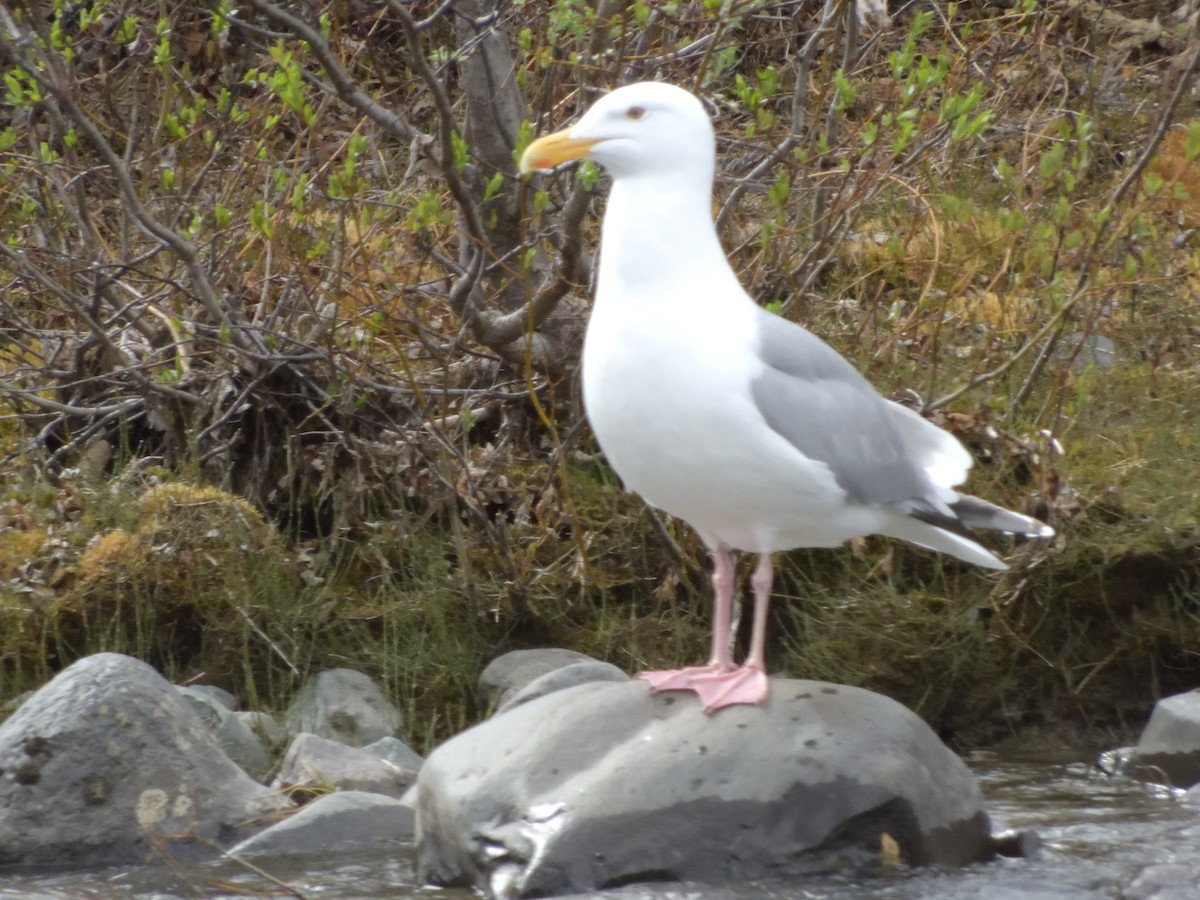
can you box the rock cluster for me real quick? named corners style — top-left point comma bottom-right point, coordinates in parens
top-left (0, 652), bottom-right (420, 866)
top-left (1, 647), bottom-right (1041, 897)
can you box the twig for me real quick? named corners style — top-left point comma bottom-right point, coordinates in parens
top-left (236, 606), bottom-right (302, 678)
top-left (715, 0), bottom-right (844, 235)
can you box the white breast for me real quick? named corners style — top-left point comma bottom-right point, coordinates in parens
top-left (581, 280), bottom-right (880, 554)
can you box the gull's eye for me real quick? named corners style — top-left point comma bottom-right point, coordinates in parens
top-left (626, 106), bottom-right (646, 121)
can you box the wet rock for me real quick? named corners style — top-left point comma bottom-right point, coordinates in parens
top-left (0, 652), bottom-right (293, 866)
top-left (1097, 745), bottom-right (1136, 777)
top-left (416, 679), bottom-right (990, 897)
top-left (363, 735), bottom-right (424, 783)
top-left (176, 685), bottom-right (271, 781)
top-left (1123, 862), bottom-right (1200, 899)
top-left (479, 648), bottom-right (598, 707)
top-left (496, 660), bottom-right (629, 714)
top-left (1130, 691), bottom-right (1200, 787)
top-left (228, 790), bottom-right (415, 857)
top-left (273, 732), bottom-right (413, 799)
top-left (991, 828), bottom-right (1041, 858)
top-left (283, 668), bottom-right (401, 748)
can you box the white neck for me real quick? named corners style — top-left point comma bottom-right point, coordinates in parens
top-left (594, 173), bottom-right (741, 311)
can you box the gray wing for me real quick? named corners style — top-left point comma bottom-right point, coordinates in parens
top-left (750, 311), bottom-right (944, 512)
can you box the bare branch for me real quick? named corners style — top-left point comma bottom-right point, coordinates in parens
top-left (0, 8), bottom-right (244, 349)
top-left (715, 0), bottom-right (844, 235)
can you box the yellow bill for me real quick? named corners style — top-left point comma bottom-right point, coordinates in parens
top-left (519, 129), bottom-right (601, 174)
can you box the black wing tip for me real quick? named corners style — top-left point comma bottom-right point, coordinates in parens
top-left (904, 500), bottom-right (979, 542)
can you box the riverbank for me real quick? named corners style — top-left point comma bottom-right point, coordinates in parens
top-left (2, 2), bottom-right (1200, 751)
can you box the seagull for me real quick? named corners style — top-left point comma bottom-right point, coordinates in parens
top-left (519, 82), bottom-right (1053, 714)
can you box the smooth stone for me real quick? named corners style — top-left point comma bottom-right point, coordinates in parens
top-left (176, 685), bottom-right (271, 781)
top-left (180, 683), bottom-right (238, 711)
top-left (228, 790), bottom-right (415, 856)
top-left (283, 668), bottom-right (401, 748)
top-left (496, 660), bottom-right (630, 714)
top-left (273, 732), bottom-right (414, 799)
top-left (0, 653), bottom-right (293, 866)
top-left (416, 679), bottom-right (990, 897)
top-left (363, 735), bottom-right (425, 781)
top-left (1131, 691), bottom-right (1200, 787)
top-left (478, 648), bottom-right (599, 707)
top-left (235, 710), bottom-right (289, 752)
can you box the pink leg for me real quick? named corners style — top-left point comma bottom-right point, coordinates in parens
top-left (746, 553), bottom-right (772, 670)
top-left (688, 553), bottom-right (772, 713)
top-left (638, 551), bottom-right (774, 714)
top-left (637, 547), bottom-right (736, 691)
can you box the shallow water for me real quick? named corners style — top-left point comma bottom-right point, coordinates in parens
top-left (2, 751), bottom-right (1197, 899)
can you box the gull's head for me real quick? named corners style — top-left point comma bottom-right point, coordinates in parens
top-left (519, 82), bottom-right (715, 183)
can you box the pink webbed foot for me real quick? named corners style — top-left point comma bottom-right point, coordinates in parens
top-left (636, 664), bottom-right (728, 693)
top-left (689, 664), bottom-right (769, 714)
top-left (637, 664), bottom-right (770, 714)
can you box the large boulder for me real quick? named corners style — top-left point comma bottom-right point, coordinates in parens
top-left (416, 679), bottom-right (991, 897)
top-left (1129, 691), bottom-right (1200, 787)
top-left (283, 668), bottom-right (401, 748)
top-left (0, 653), bottom-right (293, 866)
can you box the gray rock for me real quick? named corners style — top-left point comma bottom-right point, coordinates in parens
top-left (236, 710), bottom-right (289, 752)
top-left (363, 735), bottom-right (424, 781)
top-left (1131, 691), bottom-right (1200, 787)
top-left (497, 661), bottom-right (629, 714)
top-left (176, 685), bottom-right (271, 781)
top-left (283, 668), bottom-right (401, 748)
top-left (1123, 863), bottom-right (1200, 900)
top-left (228, 790), bottom-right (415, 857)
top-left (273, 732), bottom-right (414, 799)
top-left (0, 653), bottom-right (293, 866)
top-left (180, 683), bottom-right (238, 711)
top-left (416, 679), bottom-right (990, 897)
top-left (1058, 332), bottom-right (1119, 371)
top-left (478, 648), bottom-right (599, 707)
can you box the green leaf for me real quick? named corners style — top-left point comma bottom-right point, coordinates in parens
top-left (578, 160), bottom-right (600, 190)
top-left (1185, 121), bottom-right (1200, 162)
top-left (483, 172), bottom-right (505, 202)
top-left (114, 16), bottom-right (139, 44)
top-left (451, 131), bottom-right (469, 171)
top-left (1039, 144), bottom-right (1066, 181)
